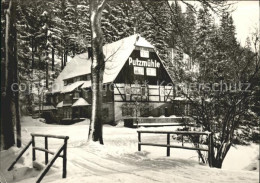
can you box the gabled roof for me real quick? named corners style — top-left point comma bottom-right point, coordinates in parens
top-left (81, 81), bottom-right (91, 89)
top-left (135, 36), bottom-right (154, 48)
top-left (56, 101), bottom-right (63, 108)
top-left (62, 81), bottom-right (85, 93)
top-left (49, 34), bottom-right (162, 93)
top-left (34, 105), bottom-right (56, 111)
top-left (72, 98), bottom-right (90, 107)
top-left (63, 54), bottom-right (91, 80)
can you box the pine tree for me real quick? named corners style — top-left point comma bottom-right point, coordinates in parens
top-left (183, 7), bottom-right (197, 57)
top-left (167, 0), bottom-right (185, 50)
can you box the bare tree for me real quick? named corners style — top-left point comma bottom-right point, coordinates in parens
top-left (1, 0), bottom-right (19, 149)
top-left (88, 0), bottom-right (107, 144)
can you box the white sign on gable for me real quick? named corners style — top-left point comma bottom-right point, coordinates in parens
top-left (134, 66), bottom-right (144, 75)
top-left (129, 57), bottom-right (160, 68)
top-left (140, 49), bottom-right (149, 58)
top-left (146, 68), bottom-right (156, 76)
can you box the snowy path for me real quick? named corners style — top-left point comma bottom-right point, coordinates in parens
top-left (16, 146), bottom-right (258, 183)
top-left (1, 117), bottom-right (259, 183)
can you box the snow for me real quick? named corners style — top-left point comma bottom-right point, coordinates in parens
top-left (49, 34), bottom-right (157, 93)
top-left (0, 116), bottom-right (258, 183)
top-left (34, 105), bottom-right (56, 111)
top-left (61, 81), bottom-right (85, 93)
top-left (135, 36), bottom-right (154, 48)
top-left (72, 98), bottom-right (90, 107)
top-left (56, 101), bottom-right (63, 108)
top-left (62, 53), bottom-right (91, 81)
top-left (173, 97), bottom-right (187, 101)
top-left (81, 81), bottom-right (91, 89)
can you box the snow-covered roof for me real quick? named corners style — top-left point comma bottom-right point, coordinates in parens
top-left (72, 98), bottom-right (91, 107)
top-left (173, 97), bottom-right (187, 101)
top-left (135, 36), bottom-right (154, 48)
top-left (81, 81), bottom-right (91, 89)
top-left (50, 34), bottom-right (158, 93)
top-left (56, 101), bottom-right (63, 108)
top-left (62, 81), bottom-right (85, 93)
top-left (34, 105), bottom-right (56, 111)
top-left (63, 53), bottom-right (91, 80)
top-left (102, 34), bottom-right (137, 83)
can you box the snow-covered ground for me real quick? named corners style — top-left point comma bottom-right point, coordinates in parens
top-left (0, 116), bottom-right (259, 183)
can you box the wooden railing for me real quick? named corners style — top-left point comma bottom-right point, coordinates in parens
top-left (137, 130), bottom-right (213, 164)
top-left (8, 133), bottom-right (69, 183)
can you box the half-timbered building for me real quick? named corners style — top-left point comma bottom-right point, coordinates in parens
top-left (46, 34), bottom-right (183, 123)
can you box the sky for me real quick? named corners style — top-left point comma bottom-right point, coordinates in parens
top-left (179, 1), bottom-right (259, 46)
top-left (232, 1), bottom-right (259, 45)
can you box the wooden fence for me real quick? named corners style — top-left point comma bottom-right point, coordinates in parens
top-left (8, 133), bottom-right (69, 183)
top-left (137, 130), bottom-right (213, 164)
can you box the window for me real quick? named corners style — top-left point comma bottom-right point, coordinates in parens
top-left (64, 94), bottom-right (71, 101)
top-left (82, 90), bottom-right (89, 99)
top-left (102, 108), bottom-right (109, 118)
top-left (141, 86), bottom-right (148, 101)
top-left (125, 84), bottom-right (131, 94)
top-left (125, 84), bottom-right (131, 101)
top-left (131, 86), bottom-right (141, 95)
top-left (160, 87), bottom-right (165, 101)
top-left (140, 49), bottom-right (149, 58)
top-left (134, 66), bottom-right (144, 75)
top-left (160, 87), bottom-right (165, 96)
top-left (74, 77), bottom-right (80, 82)
top-left (63, 108), bottom-right (72, 119)
top-left (87, 74), bottom-right (91, 81)
top-left (103, 89), bottom-right (107, 97)
top-left (122, 106), bottom-right (134, 116)
top-left (146, 68), bottom-right (156, 76)
top-left (74, 92), bottom-right (80, 99)
top-left (64, 80), bottom-right (68, 86)
top-left (55, 96), bottom-right (59, 103)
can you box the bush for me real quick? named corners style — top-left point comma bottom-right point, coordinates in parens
top-left (41, 111), bottom-right (59, 124)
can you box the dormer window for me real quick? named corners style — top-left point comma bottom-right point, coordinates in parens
top-left (74, 77), bottom-right (80, 82)
top-left (64, 80), bottom-right (68, 86)
top-left (74, 92), bottom-right (80, 99)
top-left (140, 48), bottom-right (149, 58)
top-left (87, 74), bottom-right (91, 81)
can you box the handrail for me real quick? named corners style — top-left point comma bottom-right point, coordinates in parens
top-left (137, 130), bottom-right (213, 165)
top-left (31, 133), bottom-right (69, 139)
top-left (8, 133), bottom-right (69, 183)
top-left (33, 147), bottom-right (63, 157)
top-left (8, 140), bottom-right (32, 171)
top-left (36, 144), bottom-right (65, 183)
top-left (137, 130), bottom-right (211, 135)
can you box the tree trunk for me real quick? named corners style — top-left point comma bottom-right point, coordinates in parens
top-left (88, 0), bottom-right (107, 144)
top-left (31, 37), bottom-right (34, 70)
top-left (13, 1), bottom-right (21, 148)
top-left (212, 158), bottom-right (224, 168)
top-left (61, 51), bottom-right (64, 70)
top-left (46, 61), bottom-right (48, 89)
top-left (52, 47), bottom-right (55, 71)
top-left (208, 135), bottom-right (232, 168)
top-left (1, 0), bottom-right (15, 150)
top-left (64, 50), bottom-right (67, 67)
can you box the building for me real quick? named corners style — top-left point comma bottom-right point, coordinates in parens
top-left (46, 34), bottom-right (187, 124)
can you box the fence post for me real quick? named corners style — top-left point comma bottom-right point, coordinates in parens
top-left (62, 138), bottom-right (68, 178)
top-left (181, 135), bottom-right (184, 147)
top-left (32, 135), bottom-right (36, 161)
top-left (208, 133), bottom-right (213, 167)
top-left (138, 132), bottom-right (141, 151)
top-left (167, 133), bottom-right (170, 157)
top-left (45, 137), bottom-right (48, 165)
